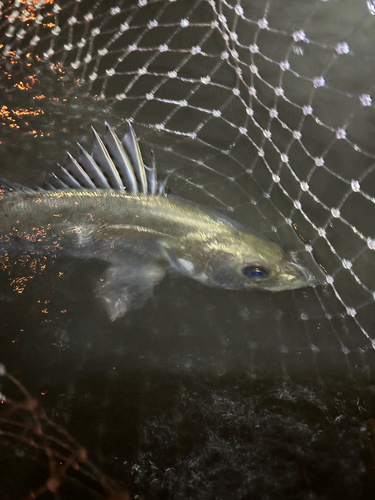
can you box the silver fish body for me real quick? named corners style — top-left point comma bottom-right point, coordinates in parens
top-left (0, 122), bottom-right (316, 320)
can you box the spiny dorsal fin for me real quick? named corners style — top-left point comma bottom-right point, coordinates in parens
top-left (48, 121), bottom-right (167, 195)
top-left (93, 126), bottom-right (128, 190)
top-left (0, 178), bottom-right (36, 194)
top-left (121, 121), bottom-right (148, 194)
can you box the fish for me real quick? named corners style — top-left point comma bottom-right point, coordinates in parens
top-left (0, 121), bottom-right (317, 320)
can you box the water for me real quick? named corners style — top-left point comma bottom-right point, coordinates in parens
top-left (1, 0), bottom-right (375, 498)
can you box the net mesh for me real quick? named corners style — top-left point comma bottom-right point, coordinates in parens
top-left (0, 364), bottom-right (130, 499)
top-left (1, 0), bottom-right (375, 496)
top-left (3, 0), bottom-right (375, 374)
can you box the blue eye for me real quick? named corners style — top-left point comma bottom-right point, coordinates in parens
top-left (243, 265), bottom-right (269, 279)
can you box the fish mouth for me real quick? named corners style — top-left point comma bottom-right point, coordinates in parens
top-left (253, 261), bottom-right (319, 292)
top-left (262, 261), bottom-right (318, 292)
top-left (285, 261), bottom-right (319, 289)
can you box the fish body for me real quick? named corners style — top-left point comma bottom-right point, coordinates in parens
top-left (0, 122), bottom-right (316, 320)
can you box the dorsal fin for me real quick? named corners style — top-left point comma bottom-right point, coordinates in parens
top-left (121, 121), bottom-right (148, 194)
top-left (47, 121), bottom-right (167, 196)
top-left (0, 178), bottom-right (36, 194)
top-left (92, 126), bottom-right (128, 190)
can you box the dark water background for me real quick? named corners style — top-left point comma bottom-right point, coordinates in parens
top-left (1, 0), bottom-right (375, 498)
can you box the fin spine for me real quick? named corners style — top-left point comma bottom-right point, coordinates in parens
top-left (1, 121), bottom-right (169, 197)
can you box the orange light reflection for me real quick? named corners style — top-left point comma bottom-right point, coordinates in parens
top-left (15, 0), bottom-right (55, 24)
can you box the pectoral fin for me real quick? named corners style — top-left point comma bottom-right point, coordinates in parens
top-left (96, 259), bottom-right (165, 321)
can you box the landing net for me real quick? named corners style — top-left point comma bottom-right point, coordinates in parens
top-left (1, 0), bottom-right (375, 497)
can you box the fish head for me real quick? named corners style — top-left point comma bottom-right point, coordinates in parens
top-left (164, 228), bottom-right (316, 292)
top-left (202, 229), bottom-right (316, 292)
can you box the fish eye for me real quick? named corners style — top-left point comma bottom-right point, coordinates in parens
top-left (242, 265), bottom-right (269, 279)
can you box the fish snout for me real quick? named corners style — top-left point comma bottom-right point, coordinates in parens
top-left (283, 261), bottom-right (318, 289)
